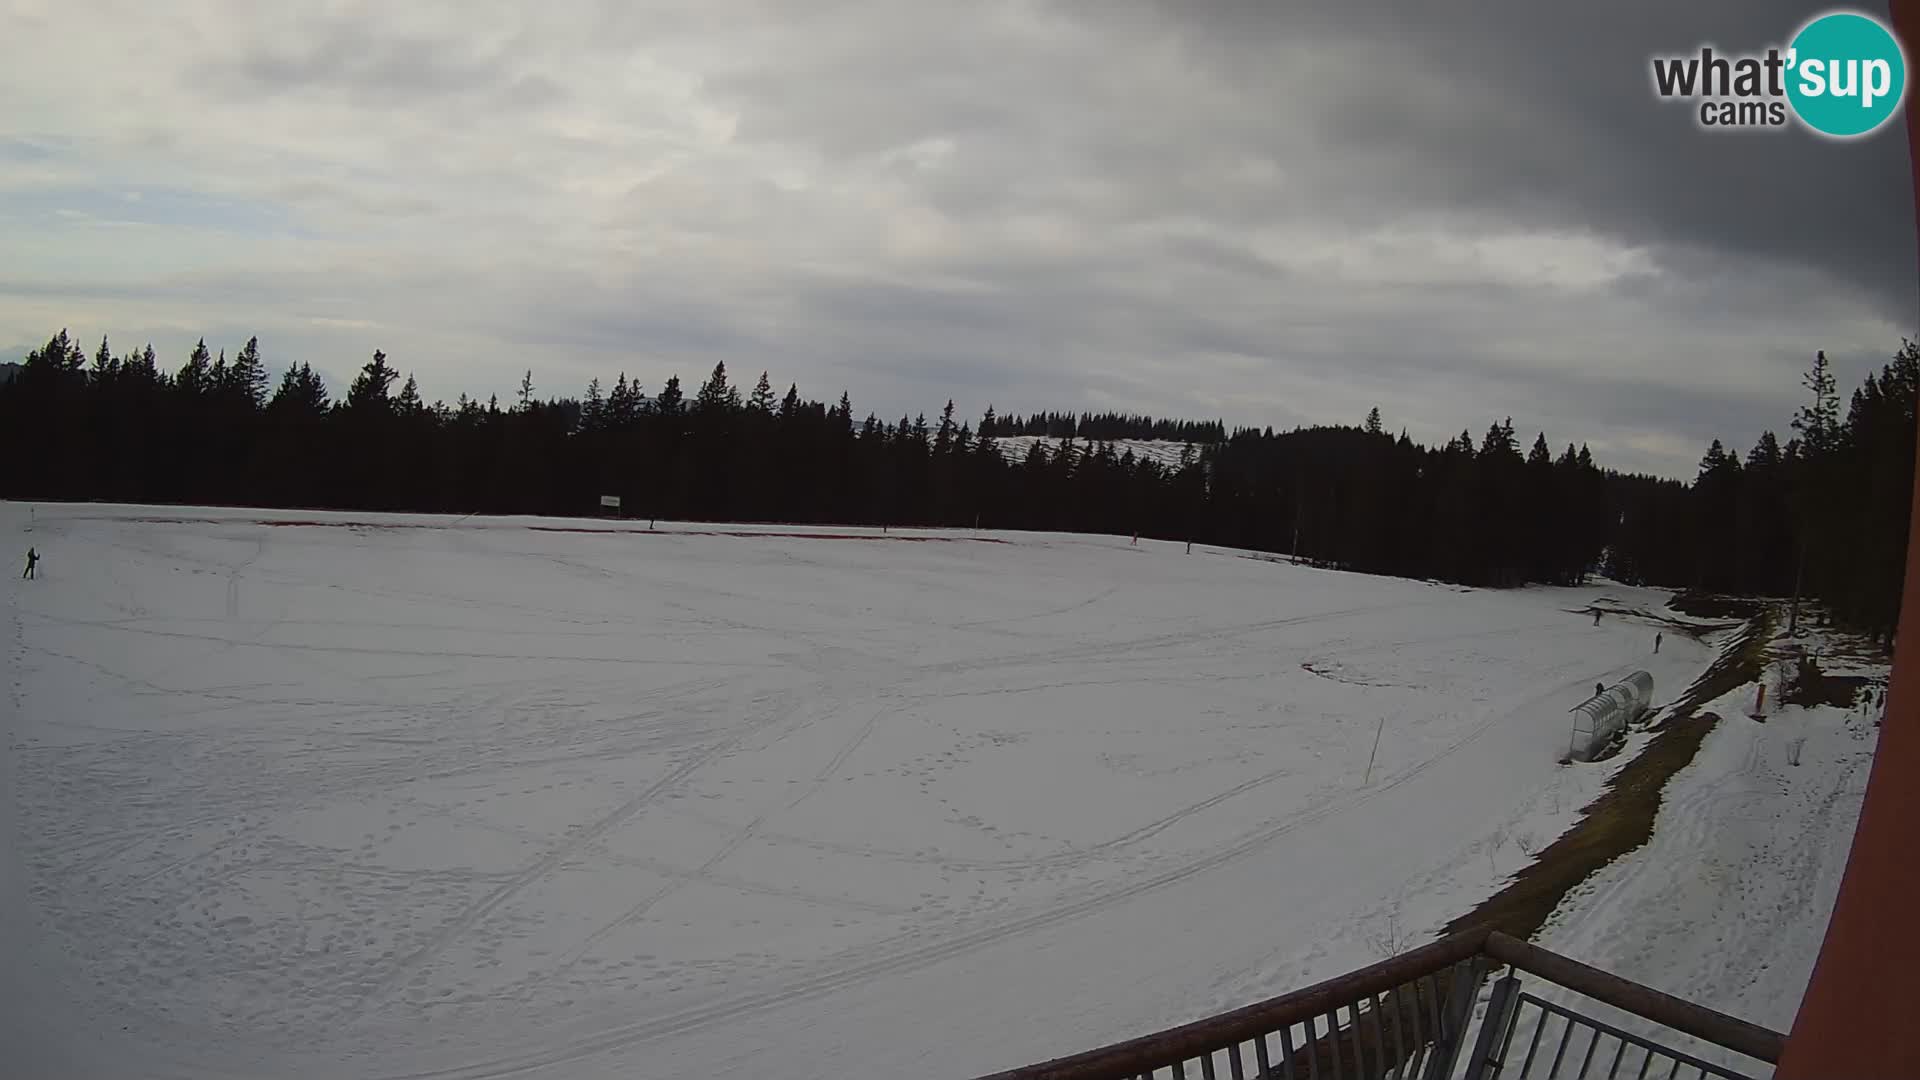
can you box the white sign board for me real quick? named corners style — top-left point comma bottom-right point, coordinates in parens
top-left (599, 495), bottom-right (621, 509)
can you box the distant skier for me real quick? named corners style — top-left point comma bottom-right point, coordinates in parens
top-left (1654, 631), bottom-right (1663, 655)
top-left (21, 547), bottom-right (38, 580)
top-left (1595, 681), bottom-right (1606, 699)
top-left (1593, 610), bottom-right (1602, 626)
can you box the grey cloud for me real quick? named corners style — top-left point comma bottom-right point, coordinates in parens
top-left (1150, 0), bottom-right (1914, 314)
top-left (0, 0), bottom-right (1913, 479)
top-left (213, 16), bottom-right (566, 112)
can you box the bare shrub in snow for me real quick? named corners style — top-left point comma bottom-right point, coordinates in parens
top-left (1366, 907), bottom-right (1409, 959)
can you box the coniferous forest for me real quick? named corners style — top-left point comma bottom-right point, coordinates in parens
top-left (1, 331), bottom-right (1912, 644)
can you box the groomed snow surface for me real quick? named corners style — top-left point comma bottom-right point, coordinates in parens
top-left (0, 505), bottom-right (1872, 1079)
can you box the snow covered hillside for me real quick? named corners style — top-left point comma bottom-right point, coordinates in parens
top-left (991, 435), bottom-right (1196, 468)
top-left (0, 504), bottom-right (1814, 1079)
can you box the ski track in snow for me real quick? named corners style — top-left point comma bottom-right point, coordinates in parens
top-left (0, 503), bottom-right (1856, 1080)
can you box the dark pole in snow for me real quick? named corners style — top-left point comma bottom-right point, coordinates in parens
top-left (1364, 716), bottom-right (1386, 785)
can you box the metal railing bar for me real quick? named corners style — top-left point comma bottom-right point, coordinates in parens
top-left (1202, 1047), bottom-right (1218, 1080)
top-left (1484, 935), bottom-right (1781, 1065)
top-left (1513, 996), bottom-right (1753, 1080)
top-left (1605, 1034), bottom-right (1630, 1079)
top-left (1575, 1027), bottom-right (1603, 1079)
top-left (1229, 1040), bottom-right (1246, 1080)
top-left (1545, 1009), bottom-right (1578, 1080)
top-left (1491, 984), bottom-right (1527, 1078)
top-left (1463, 973), bottom-right (1520, 1080)
top-left (1633, 1046), bottom-right (1654, 1080)
top-left (1516, 1003), bottom-right (1551, 1079)
top-left (1255, 1032), bottom-right (1274, 1080)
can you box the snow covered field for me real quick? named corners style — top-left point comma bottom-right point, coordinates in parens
top-left (0, 504), bottom-right (1839, 1079)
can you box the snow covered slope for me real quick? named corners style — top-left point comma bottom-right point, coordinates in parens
top-left (5, 504), bottom-right (1729, 1078)
top-left (991, 435), bottom-right (1196, 468)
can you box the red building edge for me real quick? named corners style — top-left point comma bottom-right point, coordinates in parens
top-left (1773, 3), bottom-right (1920, 1072)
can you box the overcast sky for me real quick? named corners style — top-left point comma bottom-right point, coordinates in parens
top-left (2, 0), bottom-right (1914, 477)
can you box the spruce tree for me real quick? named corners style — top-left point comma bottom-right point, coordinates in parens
top-left (581, 377), bottom-right (604, 431)
top-left (177, 339), bottom-right (214, 396)
top-left (228, 336), bottom-right (268, 409)
top-left (748, 371), bottom-right (776, 413)
top-left (347, 350), bottom-right (398, 412)
top-left (694, 362), bottom-right (738, 414)
top-left (656, 376), bottom-right (684, 416)
top-left (396, 373), bottom-right (423, 415)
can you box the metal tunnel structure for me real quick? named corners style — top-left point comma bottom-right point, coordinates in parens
top-left (1567, 671), bottom-right (1654, 762)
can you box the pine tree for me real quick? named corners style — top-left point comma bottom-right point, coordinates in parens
top-left (1793, 350), bottom-right (1841, 456)
top-left (607, 374), bottom-right (639, 428)
top-left (935, 400), bottom-right (957, 454)
top-left (976, 407), bottom-right (999, 461)
top-left (90, 335), bottom-right (118, 382)
top-left (269, 363), bottom-right (328, 416)
top-left (748, 371), bottom-right (776, 413)
top-left (396, 373), bottom-right (423, 415)
top-left (347, 350), bottom-right (399, 412)
top-left (517, 369), bottom-right (536, 411)
top-left (1365, 407), bottom-right (1383, 436)
top-left (228, 336), bottom-right (267, 409)
top-left (24, 329), bottom-right (83, 375)
top-left (656, 375), bottom-right (684, 416)
top-left (694, 362), bottom-right (737, 414)
top-left (177, 339), bottom-right (214, 396)
top-left (581, 377), bottom-right (604, 431)
top-left (124, 344), bottom-right (159, 384)
top-left (1527, 432), bottom-right (1551, 467)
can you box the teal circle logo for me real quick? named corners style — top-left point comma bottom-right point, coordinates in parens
top-left (1786, 11), bottom-right (1908, 138)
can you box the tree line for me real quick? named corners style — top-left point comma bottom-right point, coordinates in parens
top-left (1, 330), bottom-right (1911, 643)
top-left (979, 410), bottom-right (1225, 443)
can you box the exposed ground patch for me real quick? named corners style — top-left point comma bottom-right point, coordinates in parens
top-left (1667, 591), bottom-right (1765, 621)
top-left (1577, 597), bottom-right (1741, 641)
top-left (1441, 607), bottom-right (1775, 943)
